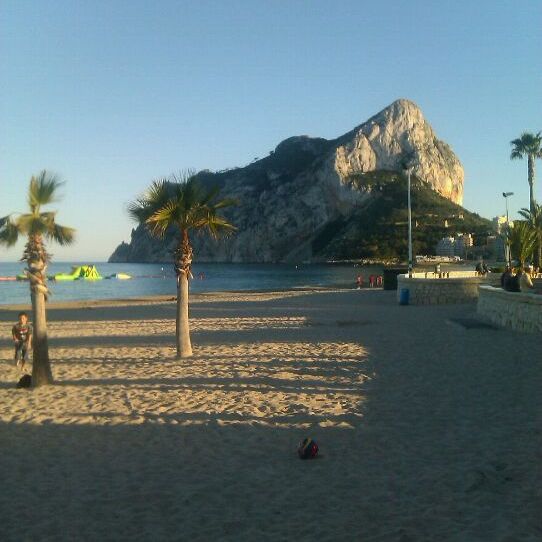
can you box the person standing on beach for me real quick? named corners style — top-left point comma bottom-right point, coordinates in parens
top-left (355, 275), bottom-right (363, 289)
top-left (12, 312), bottom-right (32, 371)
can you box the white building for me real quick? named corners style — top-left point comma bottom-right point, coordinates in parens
top-left (493, 215), bottom-right (513, 234)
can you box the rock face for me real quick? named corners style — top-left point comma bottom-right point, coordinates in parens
top-left (110, 99), bottom-right (465, 263)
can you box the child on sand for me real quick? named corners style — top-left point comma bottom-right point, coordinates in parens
top-left (12, 312), bottom-right (32, 371)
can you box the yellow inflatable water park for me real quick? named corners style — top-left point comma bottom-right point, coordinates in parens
top-left (52, 265), bottom-right (103, 281)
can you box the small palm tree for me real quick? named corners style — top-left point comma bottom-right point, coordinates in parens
top-left (518, 202), bottom-right (542, 267)
top-left (129, 172), bottom-right (236, 358)
top-left (506, 220), bottom-right (537, 268)
top-left (0, 171), bottom-right (75, 386)
top-left (510, 132), bottom-right (542, 214)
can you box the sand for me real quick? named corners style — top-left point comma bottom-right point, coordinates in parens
top-left (0, 289), bottom-right (541, 541)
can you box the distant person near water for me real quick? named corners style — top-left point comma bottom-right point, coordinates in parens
top-left (12, 312), bottom-right (32, 371)
top-left (355, 275), bottom-right (364, 289)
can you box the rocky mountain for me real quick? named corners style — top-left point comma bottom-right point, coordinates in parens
top-left (110, 99), bottom-right (467, 263)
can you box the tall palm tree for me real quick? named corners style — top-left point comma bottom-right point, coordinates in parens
top-left (510, 132), bottom-right (542, 214)
top-left (0, 171), bottom-right (75, 386)
top-left (506, 220), bottom-right (537, 268)
top-left (128, 172), bottom-right (236, 358)
top-left (518, 202), bottom-right (542, 268)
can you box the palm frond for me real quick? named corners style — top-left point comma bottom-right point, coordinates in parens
top-left (28, 170), bottom-right (64, 210)
top-left (518, 208), bottom-right (530, 221)
top-left (130, 173), bottom-right (238, 245)
top-left (47, 222), bottom-right (76, 246)
top-left (146, 201), bottom-right (179, 238)
top-left (128, 179), bottom-right (170, 223)
top-left (213, 196), bottom-right (239, 210)
top-left (198, 184), bottom-right (221, 207)
top-left (507, 220), bottom-right (537, 265)
top-left (177, 177), bottom-right (202, 213)
top-left (203, 214), bottom-right (237, 240)
top-left (0, 216), bottom-right (20, 246)
top-left (17, 213), bottom-right (49, 235)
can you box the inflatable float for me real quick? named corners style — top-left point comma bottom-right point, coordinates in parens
top-left (52, 265), bottom-right (103, 281)
top-left (108, 273), bottom-right (132, 280)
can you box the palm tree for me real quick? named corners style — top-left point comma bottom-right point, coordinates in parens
top-left (128, 172), bottom-right (236, 358)
top-left (510, 132), bottom-right (542, 214)
top-left (0, 171), bottom-right (75, 386)
top-left (518, 202), bottom-right (542, 267)
top-left (506, 220), bottom-right (537, 268)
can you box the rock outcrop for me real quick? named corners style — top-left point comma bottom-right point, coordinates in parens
top-left (110, 99), bottom-right (465, 263)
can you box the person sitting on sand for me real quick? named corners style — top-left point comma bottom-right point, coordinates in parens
top-left (12, 311), bottom-right (32, 371)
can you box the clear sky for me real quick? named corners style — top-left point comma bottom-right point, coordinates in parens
top-left (1, 0), bottom-right (541, 261)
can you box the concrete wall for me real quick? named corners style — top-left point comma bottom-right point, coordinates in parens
top-left (397, 274), bottom-right (488, 305)
top-left (477, 285), bottom-right (542, 333)
top-left (408, 271), bottom-right (480, 279)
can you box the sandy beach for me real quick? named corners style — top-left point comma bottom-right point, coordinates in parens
top-left (0, 289), bottom-right (541, 541)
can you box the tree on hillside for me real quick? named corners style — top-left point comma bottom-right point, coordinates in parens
top-left (506, 220), bottom-right (537, 268)
top-left (0, 171), bottom-right (75, 386)
top-left (510, 132), bottom-right (542, 214)
top-left (518, 202), bottom-right (542, 268)
top-left (128, 172), bottom-right (236, 358)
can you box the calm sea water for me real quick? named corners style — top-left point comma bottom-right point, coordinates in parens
top-left (0, 261), bottom-right (473, 306)
top-left (0, 261), bottom-right (389, 306)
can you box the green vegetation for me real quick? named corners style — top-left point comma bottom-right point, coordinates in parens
top-left (312, 171), bottom-right (493, 260)
top-left (510, 132), bottom-right (542, 214)
top-left (518, 203), bottom-right (542, 267)
top-left (506, 220), bottom-right (537, 267)
top-left (0, 171), bottom-right (75, 387)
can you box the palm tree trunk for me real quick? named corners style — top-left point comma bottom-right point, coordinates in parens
top-left (31, 289), bottom-right (53, 386)
top-left (528, 154), bottom-right (535, 214)
top-left (176, 272), bottom-right (192, 358)
top-left (174, 230), bottom-right (193, 358)
top-left (24, 236), bottom-right (53, 386)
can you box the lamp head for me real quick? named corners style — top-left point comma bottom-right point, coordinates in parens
top-left (502, 192), bottom-right (514, 198)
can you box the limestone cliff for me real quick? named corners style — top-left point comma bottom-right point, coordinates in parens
top-left (110, 99), bottom-right (465, 263)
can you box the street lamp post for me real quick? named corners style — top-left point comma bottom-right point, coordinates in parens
top-left (405, 166), bottom-right (414, 277)
top-left (502, 191), bottom-right (514, 266)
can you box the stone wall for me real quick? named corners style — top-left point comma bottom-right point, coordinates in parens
top-left (397, 274), bottom-right (489, 305)
top-left (477, 286), bottom-right (542, 333)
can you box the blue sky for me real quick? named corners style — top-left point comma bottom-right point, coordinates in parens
top-left (1, 0), bottom-right (541, 261)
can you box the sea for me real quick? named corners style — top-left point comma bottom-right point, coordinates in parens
top-left (0, 260), bottom-right (474, 306)
top-left (0, 261), bottom-right (390, 306)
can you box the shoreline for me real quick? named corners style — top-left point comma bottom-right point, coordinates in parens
top-left (0, 285), bottom-right (356, 312)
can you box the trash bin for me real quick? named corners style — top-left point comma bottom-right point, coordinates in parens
top-left (399, 288), bottom-right (409, 305)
